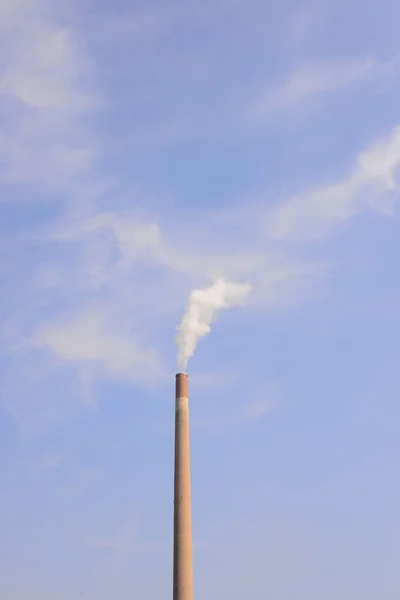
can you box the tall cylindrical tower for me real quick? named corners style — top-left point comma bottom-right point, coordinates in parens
top-left (173, 373), bottom-right (194, 600)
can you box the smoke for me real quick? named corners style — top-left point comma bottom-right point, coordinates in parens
top-left (175, 277), bottom-right (252, 370)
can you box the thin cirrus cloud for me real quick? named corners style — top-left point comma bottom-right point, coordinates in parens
top-left (4, 44), bottom-right (396, 430)
top-left (2, 2), bottom-right (400, 599)
top-left (23, 209), bottom-right (321, 367)
top-left (248, 59), bottom-right (385, 117)
top-left (192, 383), bottom-right (279, 432)
top-left (0, 0), bottom-right (397, 435)
top-left (77, 516), bottom-right (168, 561)
top-left (0, 29), bottom-right (90, 111)
top-left (31, 308), bottom-right (164, 384)
top-left (0, 0), bottom-right (95, 190)
top-left (0, 194), bottom-right (324, 431)
top-left (266, 125), bottom-right (400, 241)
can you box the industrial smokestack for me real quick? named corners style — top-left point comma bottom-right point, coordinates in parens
top-left (173, 373), bottom-right (194, 600)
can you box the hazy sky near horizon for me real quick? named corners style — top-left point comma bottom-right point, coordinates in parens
top-left (1, 0), bottom-right (400, 598)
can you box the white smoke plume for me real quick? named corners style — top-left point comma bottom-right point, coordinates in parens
top-left (175, 277), bottom-right (252, 371)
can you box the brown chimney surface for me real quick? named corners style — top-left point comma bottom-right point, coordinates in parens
top-left (175, 372), bottom-right (189, 398)
top-left (173, 373), bottom-right (193, 600)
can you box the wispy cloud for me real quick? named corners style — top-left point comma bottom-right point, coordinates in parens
top-left (77, 516), bottom-right (168, 572)
top-left (0, 0), bottom-right (95, 192)
top-left (32, 452), bottom-right (63, 476)
top-left (31, 306), bottom-right (164, 384)
top-left (248, 59), bottom-right (386, 117)
top-left (193, 383), bottom-right (280, 432)
top-left (105, 5), bottom-right (207, 43)
top-left (57, 466), bottom-right (103, 499)
top-left (2, 2), bottom-right (395, 440)
top-left (243, 395), bottom-right (277, 422)
top-left (189, 370), bottom-right (240, 391)
top-left (2, 2), bottom-right (400, 599)
top-left (0, 194), bottom-right (323, 430)
top-left (267, 125), bottom-right (400, 241)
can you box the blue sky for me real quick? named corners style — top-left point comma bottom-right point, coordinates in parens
top-left (1, 0), bottom-right (400, 598)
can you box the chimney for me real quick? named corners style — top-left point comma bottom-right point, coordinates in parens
top-left (173, 373), bottom-right (194, 600)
